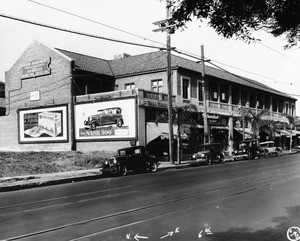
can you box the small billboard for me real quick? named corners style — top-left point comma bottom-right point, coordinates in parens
top-left (18, 104), bottom-right (68, 143)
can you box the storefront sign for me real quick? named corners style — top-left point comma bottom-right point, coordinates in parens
top-left (18, 105), bottom-right (68, 143)
top-left (21, 58), bottom-right (51, 79)
top-left (207, 114), bottom-right (220, 125)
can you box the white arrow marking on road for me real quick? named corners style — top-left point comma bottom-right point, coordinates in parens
top-left (175, 227), bottom-right (180, 233)
top-left (134, 234), bottom-right (148, 241)
top-left (160, 231), bottom-right (174, 239)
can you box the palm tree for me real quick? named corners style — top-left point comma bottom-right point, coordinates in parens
top-left (156, 104), bottom-right (198, 164)
top-left (238, 108), bottom-right (270, 140)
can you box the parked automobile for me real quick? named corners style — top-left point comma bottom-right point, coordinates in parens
top-left (259, 141), bottom-right (282, 157)
top-left (102, 146), bottom-right (159, 176)
top-left (84, 107), bottom-right (124, 130)
top-left (232, 139), bottom-right (261, 160)
top-left (190, 143), bottom-right (224, 165)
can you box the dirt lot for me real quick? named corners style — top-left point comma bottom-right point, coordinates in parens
top-left (0, 151), bottom-right (113, 178)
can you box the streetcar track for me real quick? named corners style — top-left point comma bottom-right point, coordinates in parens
top-left (0, 190), bottom-right (138, 217)
top-left (70, 174), bottom-right (300, 241)
top-left (0, 169), bottom-right (298, 216)
top-left (3, 171), bottom-right (300, 241)
top-left (0, 185), bottom-right (133, 210)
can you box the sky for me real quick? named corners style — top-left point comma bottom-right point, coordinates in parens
top-left (0, 0), bottom-right (299, 116)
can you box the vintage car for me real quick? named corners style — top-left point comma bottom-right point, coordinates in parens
top-left (190, 143), bottom-right (224, 165)
top-left (259, 141), bottom-right (282, 157)
top-left (102, 146), bottom-right (159, 176)
top-left (232, 139), bottom-right (261, 160)
top-left (84, 107), bottom-right (123, 130)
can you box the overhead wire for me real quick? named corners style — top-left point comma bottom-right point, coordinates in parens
top-left (0, 4), bottom-right (299, 98)
top-left (28, 0), bottom-right (166, 48)
top-left (19, 1), bottom-right (300, 87)
top-left (0, 13), bottom-right (162, 50)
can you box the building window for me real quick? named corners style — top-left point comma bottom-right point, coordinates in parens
top-left (152, 79), bottom-right (162, 92)
top-left (182, 77), bottom-right (190, 100)
top-left (197, 80), bottom-right (203, 101)
top-left (125, 83), bottom-right (135, 90)
top-left (291, 103), bottom-right (295, 116)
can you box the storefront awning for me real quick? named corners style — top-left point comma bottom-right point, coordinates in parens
top-left (146, 122), bottom-right (178, 144)
top-left (234, 127), bottom-right (253, 139)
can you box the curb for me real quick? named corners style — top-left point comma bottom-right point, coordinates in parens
top-left (0, 151), bottom-right (298, 192)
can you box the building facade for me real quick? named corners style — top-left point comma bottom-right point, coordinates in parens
top-left (0, 40), bottom-right (297, 157)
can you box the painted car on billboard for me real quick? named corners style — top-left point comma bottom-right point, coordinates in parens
top-left (83, 107), bottom-right (124, 130)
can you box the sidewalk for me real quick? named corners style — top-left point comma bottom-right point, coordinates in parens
top-left (0, 151), bottom-right (298, 192)
top-left (0, 161), bottom-right (190, 192)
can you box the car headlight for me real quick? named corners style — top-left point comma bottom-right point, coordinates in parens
top-left (112, 158), bottom-right (117, 164)
top-left (104, 160), bottom-right (109, 165)
top-left (201, 153), bottom-right (206, 158)
top-left (243, 149), bottom-right (246, 153)
top-left (192, 154), bottom-right (196, 159)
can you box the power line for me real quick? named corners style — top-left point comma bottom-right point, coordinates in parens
top-left (0, 13), bottom-right (162, 50)
top-left (256, 40), bottom-right (300, 64)
top-left (0, 12), bottom-right (298, 99)
top-left (28, 0), bottom-right (166, 48)
top-left (25, 1), bottom-right (300, 88)
top-left (173, 48), bottom-right (299, 98)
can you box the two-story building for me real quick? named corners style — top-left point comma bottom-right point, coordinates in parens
top-left (0, 40), bottom-right (297, 157)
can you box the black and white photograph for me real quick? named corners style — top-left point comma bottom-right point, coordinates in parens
top-left (0, 0), bottom-right (299, 240)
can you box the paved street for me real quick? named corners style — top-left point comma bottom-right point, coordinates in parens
top-left (1, 154), bottom-right (300, 241)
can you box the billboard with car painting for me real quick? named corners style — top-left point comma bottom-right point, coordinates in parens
top-left (75, 98), bottom-right (137, 141)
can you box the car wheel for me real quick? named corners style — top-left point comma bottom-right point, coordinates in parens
top-left (102, 171), bottom-right (110, 178)
top-left (118, 164), bottom-right (127, 176)
top-left (220, 155), bottom-right (225, 164)
top-left (248, 153), bottom-right (252, 160)
top-left (206, 157), bottom-right (212, 165)
top-left (264, 150), bottom-right (269, 158)
top-left (91, 122), bottom-right (96, 131)
top-left (276, 149), bottom-right (282, 157)
top-left (117, 119), bottom-right (123, 127)
top-left (150, 162), bottom-right (158, 172)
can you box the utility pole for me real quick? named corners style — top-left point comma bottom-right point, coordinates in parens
top-left (200, 45), bottom-right (209, 144)
top-left (153, 0), bottom-right (176, 163)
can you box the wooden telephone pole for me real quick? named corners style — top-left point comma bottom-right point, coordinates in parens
top-left (201, 45), bottom-right (210, 144)
top-left (153, 0), bottom-right (176, 163)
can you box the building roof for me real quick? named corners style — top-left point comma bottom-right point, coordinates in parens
top-left (56, 48), bottom-right (114, 76)
top-left (56, 48), bottom-right (295, 100)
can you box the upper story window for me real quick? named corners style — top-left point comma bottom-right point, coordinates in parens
top-left (182, 77), bottom-right (190, 100)
top-left (152, 79), bottom-right (162, 92)
top-left (125, 83), bottom-right (135, 90)
top-left (197, 80), bottom-right (203, 101)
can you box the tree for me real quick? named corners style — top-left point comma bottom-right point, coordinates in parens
top-left (171, 0), bottom-right (300, 49)
top-left (238, 108), bottom-right (270, 139)
top-left (156, 104), bottom-right (198, 163)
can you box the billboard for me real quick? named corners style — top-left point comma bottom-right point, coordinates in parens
top-left (75, 98), bottom-right (137, 141)
top-left (18, 105), bottom-right (68, 143)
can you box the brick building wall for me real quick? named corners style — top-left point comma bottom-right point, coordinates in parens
top-left (0, 40), bottom-right (73, 151)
